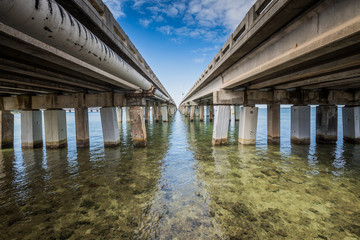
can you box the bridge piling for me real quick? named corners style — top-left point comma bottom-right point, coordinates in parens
top-left (190, 106), bottom-right (195, 122)
top-left (291, 106), bottom-right (311, 144)
top-left (235, 106), bottom-right (241, 121)
top-left (44, 110), bottom-right (67, 148)
top-left (209, 105), bottom-right (214, 122)
top-left (342, 106), bottom-right (360, 143)
top-left (0, 110), bottom-right (14, 149)
top-left (75, 108), bottom-right (90, 148)
top-left (145, 106), bottom-right (150, 123)
top-left (267, 104), bottom-right (280, 144)
top-left (238, 106), bottom-right (258, 145)
top-left (212, 105), bottom-right (230, 146)
top-left (100, 107), bottom-right (120, 147)
top-left (117, 107), bottom-right (123, 125)
top-left (126, 107), bottom-right (131, 123)
top-left (129, 106), bottom-right (147, 147)
top-left (200, 106), bottom-right (204, 122)
top-left (316, 105), bottom-right (338, 144)
top-left (21, 110), bottom-right (42, 148)
top-left (161, 105), bottom-right (168, 122)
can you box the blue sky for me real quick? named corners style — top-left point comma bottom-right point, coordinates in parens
top-left (103, 0), bottom-right (256, 106)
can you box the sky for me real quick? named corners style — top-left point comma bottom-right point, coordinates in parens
top-left (103, 0), bottom-right (256, 106)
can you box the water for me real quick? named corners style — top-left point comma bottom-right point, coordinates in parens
top-left (0, 108), bottom-right (359, 239)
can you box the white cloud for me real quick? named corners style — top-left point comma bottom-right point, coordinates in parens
top-left (103, 0), bottom-right (127, 19)
top-left (139, 18), bottom-right (152, 27)
top-left (193, 57), bottom-right (205, 63)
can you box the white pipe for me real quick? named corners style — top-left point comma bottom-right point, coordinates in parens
top-left (0, 0), bottom-right (155, 92)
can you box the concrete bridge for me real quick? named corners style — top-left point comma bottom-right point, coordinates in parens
top-left (180, 0), bottom-right (360, 145)
top-left (0, 0), bottom-right (176, 149)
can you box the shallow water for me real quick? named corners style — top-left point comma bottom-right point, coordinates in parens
top-left (0, 108), bottom-right (359, 239)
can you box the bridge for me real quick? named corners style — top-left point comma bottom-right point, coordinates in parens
top-left (0, 0), bottom-right (176, 149)
top-left (180, 0), bottom-right (360, 145)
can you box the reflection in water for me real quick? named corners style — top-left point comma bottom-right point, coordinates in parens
top-left (0, 110), bottom-right (359, 239)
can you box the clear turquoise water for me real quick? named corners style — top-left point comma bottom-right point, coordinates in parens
top-left (0, 108), bottom-right (359, 239)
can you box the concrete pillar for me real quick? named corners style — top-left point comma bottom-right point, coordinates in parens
top-left (21, 110), bottom-right (42, 148)
top-left (75, 108), bottom-right (89, 148)
top-left (100, 107), bottom-right (120, 147)
top-left (0, 111), bottom-right (14, 149)
top-left (212, 105), bottom-right (230, 146)
top-left (129, 106), bottom-right (147, 147)
top-left (44, 110), bottom-right (67, 148)
top-left (209, 105), bottom-right (214, 122)
top-left (291, 106), bottom-right (310, 144)
top-left (190, 106), bottom-right (195, 122)
top-left (126, 107), bottom-right (130, 123)
top-left (239, 106), bottom-right (258, 145)
top-left (267, 104), bottom-right (280, 144)
top-left (342, 106), bottom-right (360, 143)
top-left (154, 105), bottom-right (160, 122)
top-left (185, 106), bottom-right (189, 117)
top-left (161, 106), bottom-right (168, 122)
top-left (235, 106), bottom-right (241, 121)
top-left (206, 106), bottom-right (209, 117)
top-left (200, 106), bottom-right (204, 122)
top-left (117, 107), bottom-right (122, 124)
top-left (316, 105), bottom-right (337, 143)
top-left (145, 106), bottom-right (150, 123)
top-left (158, 105), bottom-right (162, 119)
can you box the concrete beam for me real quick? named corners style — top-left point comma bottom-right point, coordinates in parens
top-left (44, 110), bottom-right (67, 148)
top-left (267, 104), bottom-right (280, 144)
top-left (0, 110), bottom-right (14, 149)
top-left (100, 107), bottom-right (120, 147)
top-left (239, 106), bottom-right (258, 145)
top-left (75, 107), bottom-right (90, 148)
top-left (212, 106), bottom-right (230, 145)
top-left (316, 105), bottom-right (337, 143)
top-left (342, 106), bottom-right (360, 143)
top-left (291, 106), bottom-right (310, 144)
top-left (21, 110), bottom-right (42, 148)
top-left (129, 106), bottom-right (147, 147)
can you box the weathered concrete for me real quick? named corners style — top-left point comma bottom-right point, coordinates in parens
top-left (44, 110), bottom-right (67, 148)
top-left (235, 106), bottom-right (241, 121)
top-left (185, 106), bottom-right (189, 117)
top-left (200, 106), bottom-right (204, 122)
top-left (291, 106), bottom-right (310, 144)
top-left (21, 110), bottom-right (42, 148)
top-left (126, 107), bottom-right (130, 123)
top-left (342, 106), bottom-right (360, 143)
top-left (212, 106), bottom-right (230, 146)
top-left (239, 107), bottom-right (258, 145)
top-left (100, 107), bottom-right (120, 147)
top-left (316, 105), bottom-right (337, 143)
top-left (267, 104), bottom-right (280, 144)
top-left (117, 107), bottom-right (122, 124)
top-left (161, 106), bottom-right (168, 122)
top-left (129, 106), bottom-right (147, 147)
top-left (145, 106), bottom-right (150, 122)
top-left (0, 111), bottom-right (14, 149)
top-left (209, 105), bottom-right (214, 122)
top-left (195, 106), bottom-right (200, 117)
top-left (75, 108), bottom-right (89, 148)
top-left (154, 105), bottom-right (160, 122)
top-left (190, 106), bottom-right (195, 122)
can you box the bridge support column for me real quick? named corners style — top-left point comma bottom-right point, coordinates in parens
top-left (100, 107), bottom-right (120, 147)
top-left (21, 110), bottom-right (42, 148)
top-left (195, 106), bottom-right (200, 117)
top-left (44, 110), bottom-right (67, 148)
top-left (154, 105), bottom-right (160, 122)
top-left (125, 107), bottom-right (131, 123)
top-left (291, 106), bottom-right (310, 144)
top-left (209, 105), bottom-right (214, 122)
top-left (212, 105), bottom-right (230, 146)
top-left (75, 108), bottom-right (89, 148)
top-left (239, 106), bottom-right (258, 145)
top-left (190, 106), bottom-right (195, 122)
top-left (200, 106), bottom-right (204, 122)
top-left (342, 106), bottom-right (360, 143)
top-left (129, 106), bottom-right (147, 147)
top-left (145, 106), bottom-right (150, 123)
top-left (161, 106), bottom-right (168, 122)
top-left (267, 104), bottom-right (280, 144)
top-left (0, 111), bottom-right (14, 149)
top-left (117, 107), bottom-right (122, 124)
top-left (184, 106), bottom-right (189, 117)
top-left (316, 105), bottom-right (337, 143)
top-left (235, 106), bottom-right (241, 121)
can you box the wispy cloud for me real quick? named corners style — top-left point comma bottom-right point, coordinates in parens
top-left (103, 0), bottom-right (127, 19)
top-left (193, 57), bottom-right (205, 63)
top-left (139, 18), bottom-right (152, 27)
